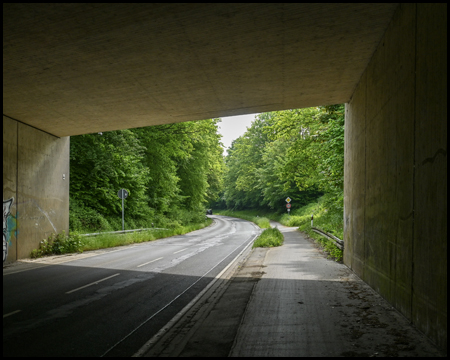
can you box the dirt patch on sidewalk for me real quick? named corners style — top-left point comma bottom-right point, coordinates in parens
top-left (336, 273), bottom-right (444, 357)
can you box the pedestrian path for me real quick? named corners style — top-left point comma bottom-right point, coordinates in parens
top-left (230, 222), bottom-right (442, 357)
top-left (141, 221), bottom-right (444, 357)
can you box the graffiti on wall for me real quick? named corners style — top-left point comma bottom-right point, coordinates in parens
top-left (3, 197), bottom-right (17, 263)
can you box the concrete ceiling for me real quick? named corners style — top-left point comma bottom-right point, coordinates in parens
top-left (3, 3), bottom-right (398, 137)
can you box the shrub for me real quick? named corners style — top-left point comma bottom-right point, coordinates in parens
top-left (30, 231), bottom-right (84, 258)
top-left (253, 227), bottom-right (284, 248)
top-left (69, 199), bottom-right (113, 232)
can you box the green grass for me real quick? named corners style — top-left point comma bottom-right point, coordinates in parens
top-left (214, 209), bottom-right (272, 229)
top-left (214, 195), bottom-right (343, 261)
top-left (81, 221), bottom-right (211, 251)
top-left (30, 219), bottom-right (212, 258)
top-left (253, 227), bottom-right (284, 248)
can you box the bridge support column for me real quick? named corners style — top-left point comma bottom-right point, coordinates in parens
top-left (3, 116), bottom-right (69, 264)
top-left (344, 3), bottom-right (447, 351)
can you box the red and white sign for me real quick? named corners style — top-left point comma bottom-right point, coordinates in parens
top-left (286, 203), bottom-right (291, 209)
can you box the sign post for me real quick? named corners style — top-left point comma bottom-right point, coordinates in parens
top-left (117, 189), bottom-right (129, 231)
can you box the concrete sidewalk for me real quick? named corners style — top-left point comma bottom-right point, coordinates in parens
top-left (141, 222), bottom-right (444, 357)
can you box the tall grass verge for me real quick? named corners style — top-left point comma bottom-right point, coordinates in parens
top-left (296, 224), bottom-right (343, 261)
top-left (214, 194), bottom-right (343, 261)
top-left (30, 219), bottom-right (212, 258)
top-left (214, 210), bottom-right (272, 229)
top-left (81, 220), bottom-right (211, 251)
top-left (253, 227), bottom-right (284, 248)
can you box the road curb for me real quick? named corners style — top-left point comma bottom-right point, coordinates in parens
top-left (133, 228), bottom-right (261, 357)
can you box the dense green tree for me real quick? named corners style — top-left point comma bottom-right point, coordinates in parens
top-left (70, 130), bottom-right (150, 219)
top-left (223, 113), bottom-right (276, 210)
top-left (313, 105), bottom-right (345, 193)
top-left (222, 105), bottom-right (344, 214)
top-left (70, 119), bottom-right (224, 231)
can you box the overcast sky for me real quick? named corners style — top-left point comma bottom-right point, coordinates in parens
top-left (217, 113), bottom-right (258, 155)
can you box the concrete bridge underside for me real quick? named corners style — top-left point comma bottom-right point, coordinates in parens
top-left (3, 3), bottom-right (446, 351)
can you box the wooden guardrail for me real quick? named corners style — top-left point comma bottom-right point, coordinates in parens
top-left (311, 227), bottom-right (344, 250)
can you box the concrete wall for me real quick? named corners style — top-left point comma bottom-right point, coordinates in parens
top-left (344, 3), bottom-right (447, 351)
top-left (3, 116), bottom-right (70, 264)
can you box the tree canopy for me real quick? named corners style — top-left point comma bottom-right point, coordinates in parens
top-left (69, 119), bottom-right (225, 231)
top-left (69, 105), bottom-right (344, 232)
top-left (220, 105), bottom-right (345, 213)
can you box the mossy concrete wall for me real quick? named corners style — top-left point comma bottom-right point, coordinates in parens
top-left (344, 4), bottom-right (447, 351)
top-left (3, 116), bottom-right (70, 264)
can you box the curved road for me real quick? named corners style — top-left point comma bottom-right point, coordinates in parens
top-left (3, 215), bottom-right (259, 357)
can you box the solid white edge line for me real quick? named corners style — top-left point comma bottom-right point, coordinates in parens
top-left (137, 257), bottom-right (164, 268)
top-left (131, 227), bottom-right (260, 357)
top-left (3, 310), bottom-right (21, 318)
top-left (3, 264), bottom-right (50, 276)
top-left (101, 218), bottom-right (259, 357)
top-left (4, 219), bottom-right (220, 277)
top-left (65, 273), bottom-right (120, 294)
top-left (3, 246), bottom-right (141, 277)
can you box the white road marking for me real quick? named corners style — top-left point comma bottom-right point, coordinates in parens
top-left (103, 228), bottom-right (260, 357)
top-left (137, 257), bottom-right (164, 268)
top-left (3, 264), bottom-right (50, 276)
top-left (173, 248), bottom-right (188, 254)
top-left (3, 310), bottom-right (21, 318)
top-left (132, 230), bottom-right (259, 357)
top-left (4, 246), bottom-right (141, 276)
top-left (65, 273), bottom-right (120, 294)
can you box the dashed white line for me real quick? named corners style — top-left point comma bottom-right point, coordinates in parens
top-left (103, 230), bottom-right (260, 357)
top-left (173, 248), bottom-right (187, 254)
top-left (3, 310), bottom-right (21, 318)
top-left (65, 273), bottom-right (120, 294)
top-left (132, 230), bottom-right (259, 357)
top-left (137, 257), bottom-right (164, 268)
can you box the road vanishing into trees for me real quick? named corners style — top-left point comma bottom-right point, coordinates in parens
top-left (3, 216), bottom-right (259, 357)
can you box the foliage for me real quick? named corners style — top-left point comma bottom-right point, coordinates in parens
top-left (221, 105), bottom-right (344, 234)
top-left (253, 227), bottom-right (284, 248)
top-left (214, 210), bottom-right (272, 229)
top-left (30, 231), bottom-right (84, 258)
top-left (216, 203), bottom-right (343, 261)
top-left (314, 237), bottom-right (343, 262)
top-left (252, 217), bottom-right (271, 229)
top-left (69, 119), bottom-right (225, 233)
top-left (30, 219), bottom-right (213, 258)
top-left (297, 222), bottom-right (343, 262)
top-left (218, 105), bottom-right (345, 260)
top-left (69, 198), bottom-right (114, 232)
top-left (70, 130), bottom-right (151, 219)
top-left (80, 218), bottom-right (212, 252)
top-left (67, 105), bottom-right (344, 258)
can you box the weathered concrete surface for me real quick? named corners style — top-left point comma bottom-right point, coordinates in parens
top-left (142, 247), bottom-right (267, 357)
top-left (413, 3), bottom-right (448, 351)
top-left (3, 116), bottom-right (70, 263)
top-left (344, 4), bottom-right (447, 351)
top-left (3, 2), bottom-right (446, 351)
top-left (3, 117), bottom-right (18, 263)
top-left (3, 4), bottom-right (398, 136)
top-left (140, 224), bottom-right (444, 357)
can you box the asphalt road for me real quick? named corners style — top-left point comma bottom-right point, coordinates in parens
top-left (3, 215), bottom-right (259, 357)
